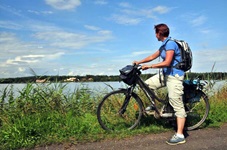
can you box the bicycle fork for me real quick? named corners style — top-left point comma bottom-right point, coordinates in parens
top-left (118, 86), bottom-right (135, 115)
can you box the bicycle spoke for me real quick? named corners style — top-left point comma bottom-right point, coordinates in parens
top-left (185, 92), bottom-right (209, 130)
top-left (97, 89), bottom-right (143, 131)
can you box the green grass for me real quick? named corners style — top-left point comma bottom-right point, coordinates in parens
top-left (0, 81), bottom-right (227, 150)
top-left (206, 83), bottom-right (227, 127)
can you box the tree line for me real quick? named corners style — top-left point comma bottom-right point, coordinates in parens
top-left (0, 72), bottom-right (226, 84)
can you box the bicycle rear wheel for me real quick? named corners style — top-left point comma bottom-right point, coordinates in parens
top-left (184, 91), bottom-right (209, 131)
top-left (97, 89), bottom-right (143, 131)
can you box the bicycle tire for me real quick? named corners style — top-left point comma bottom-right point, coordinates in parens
top-left (184, 91), bottom-right (210, 131)
top-left (97, 89), bottom-right (143, 131)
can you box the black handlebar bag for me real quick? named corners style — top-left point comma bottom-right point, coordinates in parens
top-left (119, 65), bottom-right (137, 85)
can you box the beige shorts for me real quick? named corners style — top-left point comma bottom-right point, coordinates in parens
top-left (145, 73), bottom-right (187, 118)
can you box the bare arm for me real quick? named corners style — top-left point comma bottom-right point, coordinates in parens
top-left (141, 50), bottom-right (174, 70)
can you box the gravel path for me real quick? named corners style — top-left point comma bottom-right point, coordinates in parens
top-left (32, 123), bottom-right (227, 150)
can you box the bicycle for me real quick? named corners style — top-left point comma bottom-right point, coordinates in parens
top-left (97, 65), bottom-right (210, 131)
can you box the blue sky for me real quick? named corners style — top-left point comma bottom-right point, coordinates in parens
top-left (0, 0), bottom-right (227, 78)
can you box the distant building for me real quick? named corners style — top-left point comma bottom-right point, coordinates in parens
top-left (64, 77), bottom-right (77, 82)
top-left (36, 79), bottom-right (46, 83)
top-left (88, 78), bottom-right (94, 81)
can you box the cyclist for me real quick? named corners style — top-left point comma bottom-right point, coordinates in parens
top-left (133, 23), bottom-right (186, 145)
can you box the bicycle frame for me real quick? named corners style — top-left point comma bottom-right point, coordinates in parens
top-left (122, 73), bottom-right (167, 116)
top-left (98, 65), bottom-right (210, 131)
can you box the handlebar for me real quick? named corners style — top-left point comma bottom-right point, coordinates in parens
top-left (133, 64), bottom-right (142, 70)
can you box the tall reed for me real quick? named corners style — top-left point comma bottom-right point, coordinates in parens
top-left (0, 82), bottom-right (99, 149)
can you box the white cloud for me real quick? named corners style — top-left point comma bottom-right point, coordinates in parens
top-left (45, 0), bottom-right (81, 10)
top-left (0, 4), bottom-right (25, 18)
top-left (0, 32), bottom-right (18, 43)
top-left (153, 6), bottom-right (170, 14)
top-left (181, 13), bottom-right (207, 27)
top-left (0, 21), bottom-right (114, 78)
top-left (0, 32), bottom-right (66, 77)
top-left (29, 23), bottom-right (60, 32)
top-left (5, 53), bottom-right (65, 66)
top-left (67, 71), bottom-right (74, 76)
top-left (191, 15), bottom-right (207, 26)
top-left (119, 2), bottom-right (132, 8)
top-left (131, 51), bottom-right (152, 56)
top-left (111, 14), bottom-right (142, 25)
top-left (27, 10), bottom-right (53, 15)
top-left (84, 25), bottom-right (100, 31)
top-left (110, 4), bottom-right (171, 25)
top-left (98, 30), bottom-right (112, 35)
top-left (0, 20), bottom-right (61, 33)
top-left (33, 30), bottom-right (113, 49)
top-left (47, 52), bottom-right (65, 59)
top-left (94, 0), bottom-right (108, 5)
top-left (200, 28), bottom-right (212, 34)
top-left (0, 21), bottom-right (22, 30)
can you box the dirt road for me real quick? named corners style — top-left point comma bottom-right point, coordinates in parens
top-left (33, 123), bottom-right (227, 150)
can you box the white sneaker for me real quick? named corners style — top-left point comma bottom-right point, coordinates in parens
top-left (145, 105), bottom-right (155, 115)
top-left (166, 134), bottom-right (186, 145)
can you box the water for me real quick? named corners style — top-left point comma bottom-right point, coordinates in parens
top-left (0, 81), bottom-right (127, 97)
top-left (0, 80), bottom-right (226, 98)
top-left (211, 80), bottom-right (227, 91)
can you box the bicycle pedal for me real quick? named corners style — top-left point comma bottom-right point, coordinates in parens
top-left (160, 113), bottom-right (174, 118)
top-left (145, 105), bottom-right (155, 111)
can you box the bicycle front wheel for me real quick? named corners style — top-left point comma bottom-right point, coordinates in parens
top-left (97, 89), bottom-right (143, 131)
top-left (184, 91), bottom-right (210, 131)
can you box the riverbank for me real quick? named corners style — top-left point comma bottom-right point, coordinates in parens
top-left (1, 72), bottom-right (227, 83)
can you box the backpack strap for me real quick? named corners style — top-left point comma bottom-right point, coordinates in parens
top-left (160, 38), bottom-right (178, 68)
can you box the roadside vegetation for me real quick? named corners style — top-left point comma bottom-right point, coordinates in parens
top-left (0, 78), bottom-right (227, 149)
